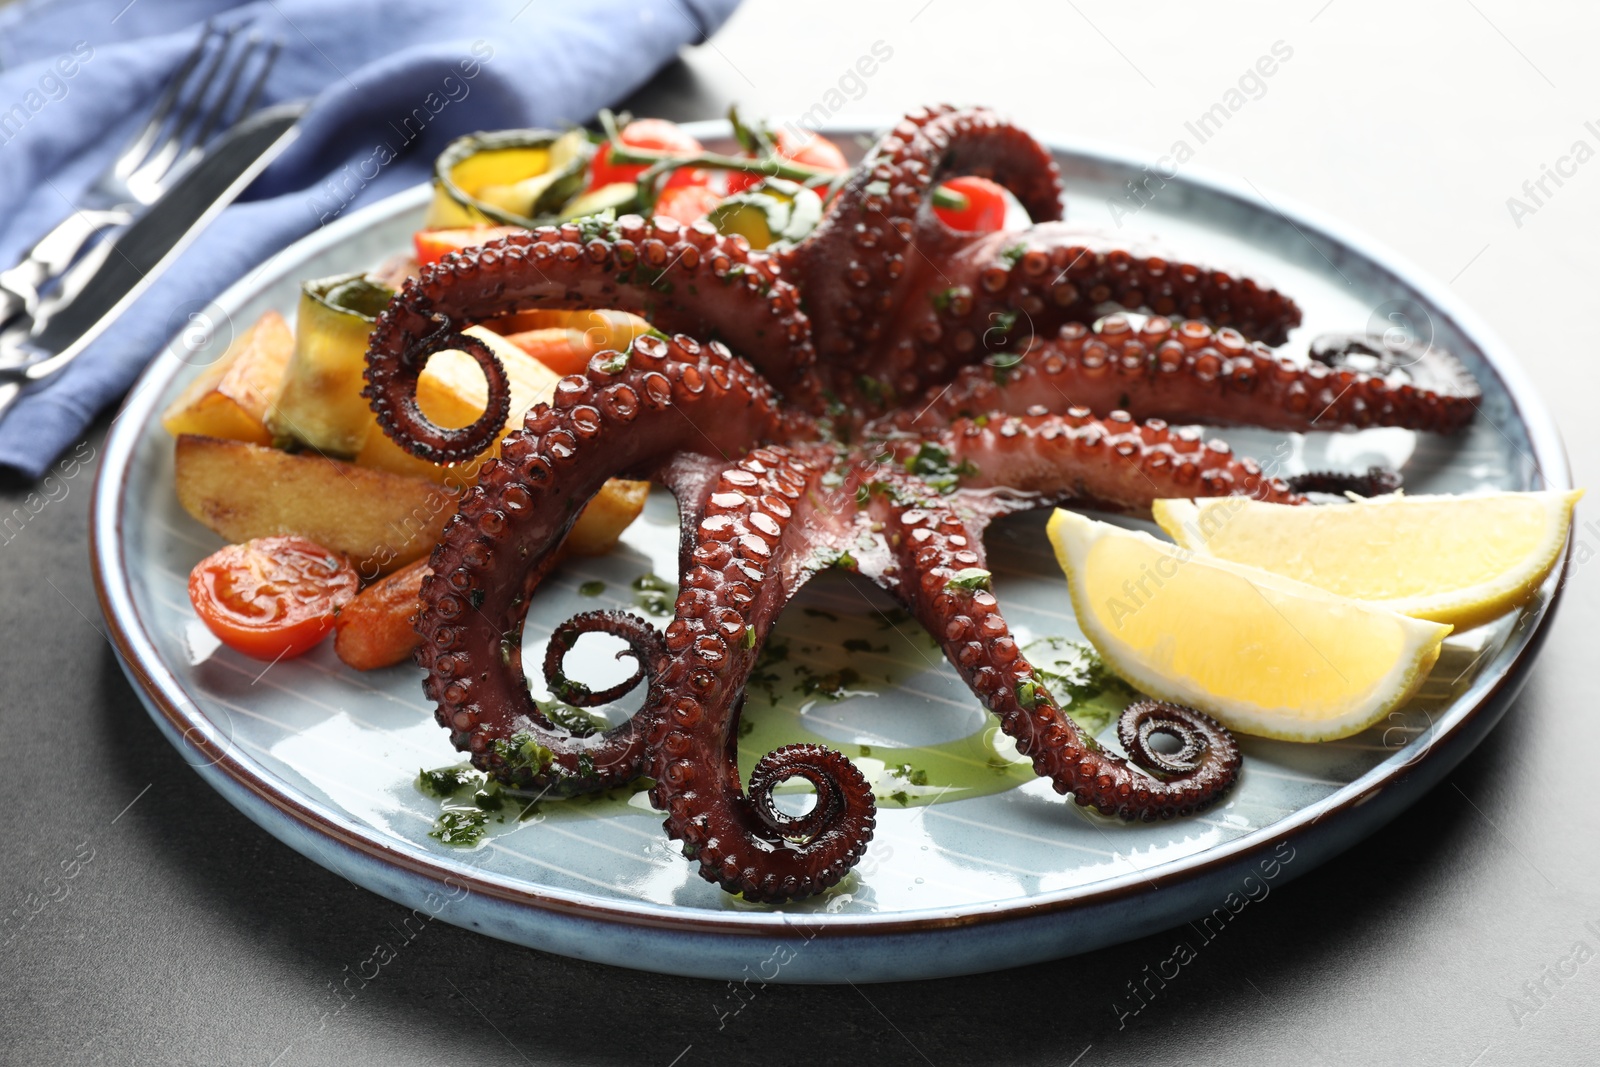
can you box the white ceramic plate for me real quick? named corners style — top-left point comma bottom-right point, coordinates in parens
top-left (91, 123), bottom-right (1572, 983)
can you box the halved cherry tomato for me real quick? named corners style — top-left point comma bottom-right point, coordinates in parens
top-left (654, 184), bottom-right (724, 225)
top-left (727, 128), bottom-right (849, 194)
top-left (589, 118), bottom-right (706, 191)
top-left (188, 537), bottom-right (359, 661)
top-left (932, 175), bottom-right (1009, 233)
top-left (413, 225), bottom-right (525, 267)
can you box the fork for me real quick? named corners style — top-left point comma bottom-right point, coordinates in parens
top-left (0, 24), bottom-right (281, 330)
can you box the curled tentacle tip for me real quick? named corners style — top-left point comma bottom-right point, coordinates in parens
top-left (542, 610), bottom-right (666, 709)
top-left (1288, 466), bottom-right (1403, 498)
top-left (371, 325), bottom-right (511, 464)
top-left (748, 743), bottom-right (876, 846)
top-left (1116, 699), bottom-right (1241, 783)
top-left (1118, 700), bottom-right (1212, 776)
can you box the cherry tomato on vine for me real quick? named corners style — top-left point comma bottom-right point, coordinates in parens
top-left (589, 119), bottom-right (707, 191)
top-left (932, 175), bottom-right (1009, 233)
top-left (727, 128), bottom-right (849, 194)
top-left (188, 536), bottom-right (359, 661)
top-left (654, 184), bottom-right (724, 225)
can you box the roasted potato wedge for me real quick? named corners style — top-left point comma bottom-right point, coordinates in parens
top-left (160, 310), bottom-right (292, 445)
top-left (175, 435), bottom-right (456, 578)
top-left (567, 479), bottom-right (649, 555)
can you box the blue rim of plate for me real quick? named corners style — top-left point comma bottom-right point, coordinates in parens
top-left (89, 120), bottom-right (1573, 970)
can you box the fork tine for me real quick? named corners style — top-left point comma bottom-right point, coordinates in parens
top-left (111, 21), bottom-right (215, 180)
top-left (130, 24), bottom-right (240, 188)
top-left (190, 33), bottom-right (261, 146)
top-left (233, 37), bottom-right (283, 122)
top-left (163, 24), bottom-right (240, 155)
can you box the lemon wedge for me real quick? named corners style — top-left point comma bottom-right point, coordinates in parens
top-left (1046, 509), bottom-right (1452, 741)
top-left (1152, 490), bottom-right (1582, 631)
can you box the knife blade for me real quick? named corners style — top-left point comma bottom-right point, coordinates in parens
top-left (0, 100), bottom-right (306, 391)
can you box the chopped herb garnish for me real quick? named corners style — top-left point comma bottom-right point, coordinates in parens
top-left (416, 766), bottom-right (476, 798)
top-left (630, 572), bottom-right (677, 616)
top-left (904, 441), bottom-right (978, 494)
top-left (539, 700), bottom-right (605, 738)
top-left (804, 608), bottom-right (839, 622)
top-left (598, 351), bottom-right (629, 374)
top-left (856, 375), bottom-right (894, 407)
top-left (888, 762), bottom-right (929, 786)
top-left (578, 580), bottom-right (606, 597)
top-left (492, 731), bottom-right (554, 774)
top-left (797, 666), bottom-right (863, 700)
top-left (990, 348), bottom-right (1023, 384)
top-left (574, 212), bottom-right (621, 245)
top-left (998, 243), bottom-right (1027, 268)
top-left (946, 567), bottom-right (992, 592)
top-left (842, 638), bottom-right (887, 654)
top-left (1023, 636), bottom-right (1136, 735)
top-left (855, 479), bottom-right (902, 507)
top-left (430, 809), bottom-right (487, 846)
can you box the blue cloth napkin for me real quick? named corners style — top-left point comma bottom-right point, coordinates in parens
top-left (0, 0), bottom-right (739, 478)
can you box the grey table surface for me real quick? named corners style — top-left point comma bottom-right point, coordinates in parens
top-left (4, 2), bottom-right (1599, 1064)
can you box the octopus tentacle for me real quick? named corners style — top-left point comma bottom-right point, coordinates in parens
top-left (903, 409), bottom-right (1303, 516)
top-left (1309, 330), bottom-right (1482, 417)
top-left (861, 226), bottom-right (1303, 412)
top-left (542, 610), bottom-right (666, 708)
top-left (894, 315), bottom-right (1477, 434)
top-left (864, 473), bottom-right (1239, 817)
top-left (644, 446), bottom-right (876, 902)
top-left (364, 216), bottom-right (821, 462)
top-left (782, 106), bottom-right (1062, 378)
top-left (414, 333), bottom-right (792, 791)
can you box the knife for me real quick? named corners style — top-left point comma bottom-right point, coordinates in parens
top-left (0, 100), bottom-right (307, 418)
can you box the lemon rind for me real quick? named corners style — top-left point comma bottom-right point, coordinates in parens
top-left (1047, 509), bottom-right (1452, 743)
top-left (1153, 491), bottom-right (1581, 633)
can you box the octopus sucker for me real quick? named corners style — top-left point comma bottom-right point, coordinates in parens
top-left (365, 105), bottom-right (1482, 899)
